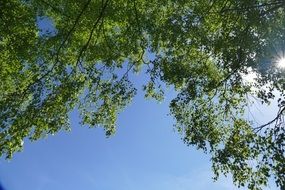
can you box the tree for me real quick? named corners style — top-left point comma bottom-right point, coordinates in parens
top-left (1, 0), bottom-right (285, 189)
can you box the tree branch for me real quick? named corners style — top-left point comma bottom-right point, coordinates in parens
top-left (75, 0), bottom-right (109, 70)
top-left (254, 106), bottom-right (285, 133)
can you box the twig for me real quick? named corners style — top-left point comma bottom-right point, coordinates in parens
top-left (254, 106), bottom-right (285, 133)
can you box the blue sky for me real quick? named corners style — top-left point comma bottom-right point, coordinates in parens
top-left (0, 71), bottom-right (279, 190)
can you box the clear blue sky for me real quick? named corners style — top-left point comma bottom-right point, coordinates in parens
top-left (0, 71), bottom-right (279, 190)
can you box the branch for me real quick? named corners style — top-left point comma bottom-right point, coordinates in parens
top-left (75, 0), bottom-right (109, 70)
top-left (209, 67), bottom-right (239, 93)
top-left (254, 106), bottom-right (285, 133)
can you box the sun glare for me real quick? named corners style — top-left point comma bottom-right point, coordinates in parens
top-left (277, 57), bottom-right (285, 68)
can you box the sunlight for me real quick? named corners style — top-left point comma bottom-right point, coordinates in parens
top-left (277, 57), bottom-right (285, 68)
top-left (242, 68), bottom-right (257, 84)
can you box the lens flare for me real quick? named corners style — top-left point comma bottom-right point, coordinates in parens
top-left (277, 57), bottom-right (285, 68)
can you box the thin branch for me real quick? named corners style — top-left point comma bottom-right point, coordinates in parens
top-left (254, 106), bottom-right (285, 133)
top-left (75, 0), bottom-right (110, 70)
top-left (121, 48), bottom-right (145, 80)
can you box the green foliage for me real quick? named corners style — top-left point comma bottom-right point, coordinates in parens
top-left (1, 0), bottom-right (285, 189)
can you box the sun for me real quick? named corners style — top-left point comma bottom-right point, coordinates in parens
top-left (277, 57), bottom-right (285, 68)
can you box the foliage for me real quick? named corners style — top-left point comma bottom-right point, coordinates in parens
top-left (1, 0), bottom-right (285, 189)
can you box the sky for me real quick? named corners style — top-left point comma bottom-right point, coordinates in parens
top-left (0, 71), bottom-right (280, 190)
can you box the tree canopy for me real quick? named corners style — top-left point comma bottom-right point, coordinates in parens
top-left (1, 0), bottom-right (285, 189)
